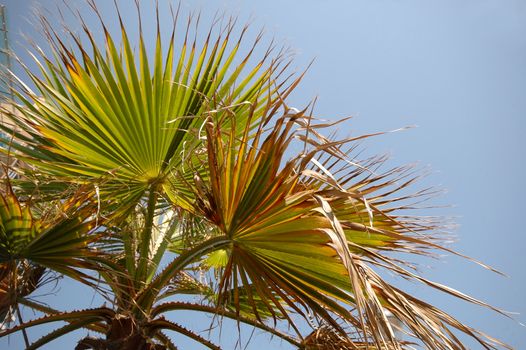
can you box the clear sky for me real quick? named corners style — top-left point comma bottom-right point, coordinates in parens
top-left (2, 0), bottom-right (526, 349)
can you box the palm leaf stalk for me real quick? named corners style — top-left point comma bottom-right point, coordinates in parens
top-left (0, 1), bottom-right (511, 349)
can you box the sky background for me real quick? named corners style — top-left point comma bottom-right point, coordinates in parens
top-left (1, 0), bottom-right (525, 349)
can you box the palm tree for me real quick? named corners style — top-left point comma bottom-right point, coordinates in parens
top-left (0, 2), bottom-right (511, 349)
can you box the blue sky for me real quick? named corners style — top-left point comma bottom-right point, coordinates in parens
top-left (2, 0), bottom-right (526, 348)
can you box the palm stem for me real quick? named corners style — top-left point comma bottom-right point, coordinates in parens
top-left (15, 304), bottom-right (30, 348)
top-left (136, 183), bottom-right (160, 289)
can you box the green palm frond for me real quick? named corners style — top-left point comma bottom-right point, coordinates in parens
top-left (1, 9), bottom-right (284, 212)
top-left (0, 182), bottom-right (100, 273)
top-left (149, 102), bottom-right (509, 349)
top-left (185, 108), bottom-right (361, 333)
top-left (0, 179), bottom-right (103, 329)
top-left (0, 185), bottom-right (39, 259)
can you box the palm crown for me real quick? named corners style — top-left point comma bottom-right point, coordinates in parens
top-left (0, 2), bottom-right (510, 349)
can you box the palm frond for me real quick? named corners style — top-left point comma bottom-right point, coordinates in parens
top-left (1, 8), bottom-right (285, 213)
top-left (159, 103), bottom-right (510, 348)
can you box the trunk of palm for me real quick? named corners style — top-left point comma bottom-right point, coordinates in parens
top-left (76, 316), bottom-right (166, 350)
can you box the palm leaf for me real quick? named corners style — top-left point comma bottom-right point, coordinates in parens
top-left (1, 9), bottom-right (284, 212)
top-left (0, 182), bottom-right (100, 272)
top-left (0, 179), bottom-right (104, 329)
top-left (150, 101), bottom-right (510, 348)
